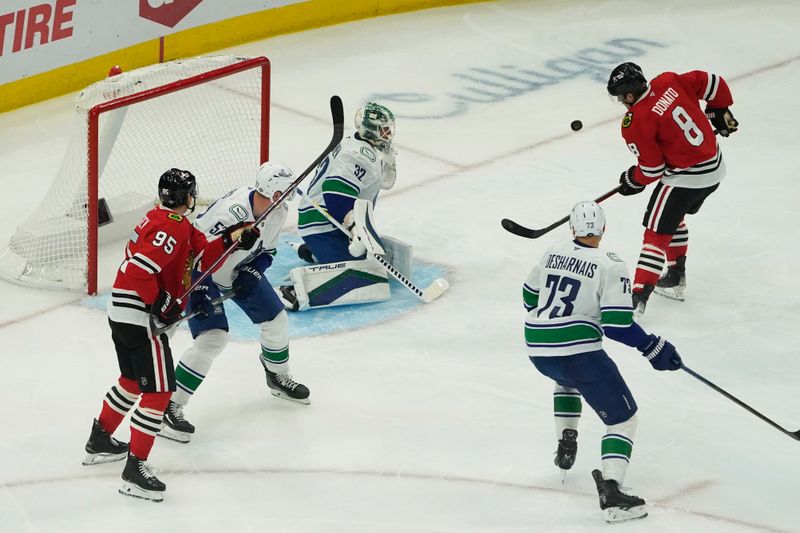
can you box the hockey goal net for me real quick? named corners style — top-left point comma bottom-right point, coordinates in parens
top-left (0, 55), bottom-right (269, 294)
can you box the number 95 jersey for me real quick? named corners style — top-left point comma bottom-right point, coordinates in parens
top-left (523, 240), bottom-right (635, 357)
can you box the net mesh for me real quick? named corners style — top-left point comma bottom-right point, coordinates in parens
top-left (0, 55), bottom-right (267, 291)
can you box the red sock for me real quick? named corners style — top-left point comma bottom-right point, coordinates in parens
top-left (633, 230), bottom-right (672, 291)
top-left (97, 376), bottom-right (140, 434)
top-left (129, 391), bottom-right (171, 460)
top-left (667, 221), bottom-right (688, 263)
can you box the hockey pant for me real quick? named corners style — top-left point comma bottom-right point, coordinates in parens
top-left (532, 350), bottom-right (638, 484)
top-left (102, 319), bottom-right (175, 459)
top-left (634, 182), bottom-right (719, 291)
top-left (172, 272), bottom-right (290, 406)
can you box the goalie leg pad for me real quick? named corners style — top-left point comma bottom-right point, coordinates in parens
top-left (289, 259), bottom-right (390, 310)
top-left (381, 235), bottom-right (413, 279)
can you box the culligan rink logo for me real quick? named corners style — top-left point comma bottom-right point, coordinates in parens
top-left (139, 0), bottom-right (203, 28)
top-left (369, 38), bottom-right (668, 120)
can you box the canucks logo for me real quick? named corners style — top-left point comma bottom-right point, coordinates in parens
top-left (622, 112), bottom-right (633, 128)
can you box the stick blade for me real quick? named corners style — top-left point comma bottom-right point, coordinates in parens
top-left (791, 430), bottom-right (800, 441)
top-left (421, 278), bottom-right (449, 303)
top-left (501, 218), bottom-right (543, 239)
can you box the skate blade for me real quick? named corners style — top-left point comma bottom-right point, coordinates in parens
top-left (604, 505), bottom-right (647, 523)
top-left (269, 389), bottom-right (311, 405)
top-left (654, 285), bottom-right (685, 301)
top-left (157, 426), bottom-right (192, 444)
top-left (82, 451), bottom-right (127, 466)
top-left (119, 482), bottom-right (164, 503)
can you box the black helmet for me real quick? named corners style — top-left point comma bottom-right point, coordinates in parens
top-left (158, 168), bottom-right (197, 208)
top-left (607, 62), bottom-right (647, 98)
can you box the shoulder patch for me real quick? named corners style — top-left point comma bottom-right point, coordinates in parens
top-left (622, 112), bottom-right (633, 128)
top-left (606, 251), bottom-right (623, 262)
top-left (167, 213), bottom-right (183, 222)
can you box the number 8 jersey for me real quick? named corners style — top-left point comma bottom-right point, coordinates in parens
top-left (621, 70), bottom-right (733, 189)
top-left (523, 240), bottom-right (635, 357)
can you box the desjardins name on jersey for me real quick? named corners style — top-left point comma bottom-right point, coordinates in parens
top-left (545, 254), bottom-right (598, 278)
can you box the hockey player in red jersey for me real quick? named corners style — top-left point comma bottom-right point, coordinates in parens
top-left (82, 168), bottom-right (258, 502)
top-left (607, 62), bottom-right (738, 315)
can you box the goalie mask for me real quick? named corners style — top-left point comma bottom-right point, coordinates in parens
top-left (569, 201), bottom-right (606, 238)
top-left (355, 102), bottom-right (395, 151)
top-left (159, 168), bottom-right (198, 211)
top-left (255, 161), bottom-right (295, 201)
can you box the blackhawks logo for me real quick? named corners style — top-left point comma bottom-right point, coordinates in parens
top-left (622, 112), bottom-right (633, 128)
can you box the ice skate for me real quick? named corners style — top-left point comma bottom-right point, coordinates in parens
top-left (82, 419), bottom-right (128, 465)
top-left (119, 453), bottom-right (166, 502)
top-left (554, 428), bottom-right (578, 473)
top-left (632, 285), bottom-right (654, 317)
top-left (278, 285), bottom-right (299, 312)
top-left (591, 469), bottom-right (647, 523)
top-left (159, 401), bottom-right (194, 443)
top-left (654, 256), bottom-right (686, 301)
top-left (261, 361), bottom-right (310, 404)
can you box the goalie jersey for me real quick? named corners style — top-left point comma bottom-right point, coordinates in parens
top-left (524, 240), bottom-right (635, 357)
top-left (297, 135), bottom-right (385, 237)
top-left (194, 187), bottom-right (287, 288)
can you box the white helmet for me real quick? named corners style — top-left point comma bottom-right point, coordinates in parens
top-left (569, 201), bottom-right (606, 237)
top-left (355, 102), bottom-right (395, 150)
top-left (255, 161), bottom-right (295, 201)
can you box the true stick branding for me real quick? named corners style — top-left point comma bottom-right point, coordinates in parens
top-left (546, 254), bottom-right (597, 278)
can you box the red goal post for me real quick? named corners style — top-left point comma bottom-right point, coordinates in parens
top-left (0, 55), bottom-right (270, 294)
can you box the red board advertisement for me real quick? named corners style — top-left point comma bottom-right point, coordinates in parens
top-left (139, 0), bottom-right (204, 28)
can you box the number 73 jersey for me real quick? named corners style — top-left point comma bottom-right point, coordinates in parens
top-left (523, 240), bottom-right (635, 357)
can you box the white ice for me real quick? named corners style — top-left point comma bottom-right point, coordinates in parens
top-left (1, 1), bottom-right (799, 531)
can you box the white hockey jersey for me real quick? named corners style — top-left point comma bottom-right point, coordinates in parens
top-left (523, 240), bottom-right (635, 357)
top-left (193, 186), bottom-right (287, 289)
top-left (297, 135), bottom-right (386, 237)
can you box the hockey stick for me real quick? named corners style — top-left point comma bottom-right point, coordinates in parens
top-left (680, 363), bottom-right (800, 441)
top-left (171, 95), bottom-right (344, 308)
top-left (295, 189), bottom-right (449, 303)
top-left (152, 291), bottom-right (238, 336)
top-left (501, 185), bottom-right (622, 239)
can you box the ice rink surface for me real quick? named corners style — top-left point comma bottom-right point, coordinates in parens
top-left (1, 0), bottom-right (799, 531)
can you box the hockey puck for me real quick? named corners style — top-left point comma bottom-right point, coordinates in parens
top-left (570, 120), bottom-right (583, 131)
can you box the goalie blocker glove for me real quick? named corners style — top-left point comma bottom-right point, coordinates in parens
top-left (705, 106), bottom-right (739, 137)
top-left (618, 166), bottom-right (645, 196)
top-left (639, 334), bottom-right (681, 371)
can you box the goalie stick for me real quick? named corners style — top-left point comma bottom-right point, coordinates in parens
top-left (680, 363), bottom-right (800, 441)
top-left (151, 95), bottom-right (345, 335)
top-left (295, 189), bottom-right (449, 303)
top-left (501, 185), bottom-right (622, 239)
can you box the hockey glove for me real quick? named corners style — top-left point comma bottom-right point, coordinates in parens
top-left (152, 290), bottom-right (182, 327)
top-left (705, 106), bottom-right (739, 137)
top-left (223, 225), bottom-right (261, 251)
top-left (233, 264), bottom-right (263, 299)
top-left (639, 335), bottom-right (682, 371)
top-left (618, 166), bottom-right (646, 196)
top-left (189, 283), bottom-right (216, 321)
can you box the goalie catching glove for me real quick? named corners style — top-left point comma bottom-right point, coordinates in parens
top-left (344, 199), bottom-right (386, 258)
top-left (705, 106), bottom-right (739, 137)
